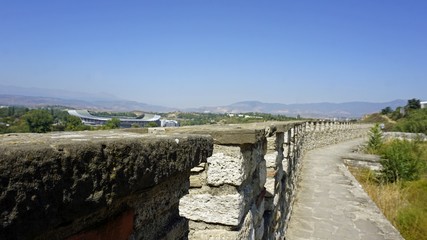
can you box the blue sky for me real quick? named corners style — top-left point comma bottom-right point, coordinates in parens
top-left (0, 0), bottom-right (426, 108)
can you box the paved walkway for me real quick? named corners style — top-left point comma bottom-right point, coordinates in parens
top-left (286, 138), bottom-right (403, 240)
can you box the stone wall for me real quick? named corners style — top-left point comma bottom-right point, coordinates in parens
top-left (149, 121), bottom-right (371, 240)
top-left (0, 131), bottom-right (212, 240)
top-left (0, 121), bottom-right (370, 240)
top-left (383, 131), bottom-right (427, 141)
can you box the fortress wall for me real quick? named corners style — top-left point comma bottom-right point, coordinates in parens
top-left (0, 122), bottom-right (370, 240)
top-left (152, 122), bottom-right (370, 239)
top-left (0, 131), bottom-right (212, 240)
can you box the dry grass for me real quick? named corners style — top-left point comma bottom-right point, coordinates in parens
top-left (349, 166), bottom-right (427, 240)
top-left (349, 167), bottom-right (406, 224)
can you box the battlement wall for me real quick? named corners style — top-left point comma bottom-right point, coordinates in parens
top-left (0, 121), bottom-right (370, 239)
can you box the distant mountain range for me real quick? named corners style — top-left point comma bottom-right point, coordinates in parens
top-left (191, 100), bottom-right (406, 118)
top-left (0, 85), bottom-right (118, 102)
top-left (0, 85), bottom-right (176, 112)
top-left (0, 94), bottom-right (176, 113)
top-left (0, 85), bottom-right (407, 118)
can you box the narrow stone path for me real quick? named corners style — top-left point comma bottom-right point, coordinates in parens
top-left (285, 138), bottom-right (403, 240)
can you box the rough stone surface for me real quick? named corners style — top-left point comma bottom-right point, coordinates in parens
top-left (191, 230), bottom-right (238, 240)
top-left (383, 131), bottom-right (427, 141)
top-left (286, 138), bottom-right (403, 240)
top-left (131, 172), bottom-right (190, 240)
top-left (206, 145), bottom-right (251, 187)
top-left (0, 122), bottom-right (375, 240)
top-left (342, 152), bottom-right (383, 171)
top-left (237, 210), bottom-right (255, 240)
top-left (264, 152), bottom-right (277, 168)
top-left (179, 193), bottom-right (244, 226)
top-left (0, 131), bottom-right (213, 240)
top-left (127, 124), bottom-right (271, 145)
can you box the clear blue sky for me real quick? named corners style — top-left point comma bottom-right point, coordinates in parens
top-left (1, 0), bottom-right (426, 108)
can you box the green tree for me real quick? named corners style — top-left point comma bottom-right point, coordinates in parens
top-left (65, 115), bottom-right (86, 131)
top-left (381, 106), bottom-right (393, 115)
top-left (23, 109), bottom-right (53, 133)
top-left (104, 117), bottom-right (121, 129)
top-left (390, 107), bottom-right (403, 120)
top-left (406, 98), bottom-right (421, 110)
top-left (367, 124), bottom-right (383, 153)
top-left (8, 106), bottom-right (15, 117)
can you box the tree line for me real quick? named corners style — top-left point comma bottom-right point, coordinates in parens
top-left (0, 106), bottom-right (123, 134)
top-left (362, 98), bottom-right (427, 134)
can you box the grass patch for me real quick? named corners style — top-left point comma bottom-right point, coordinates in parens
top-left (348, 141), bottom-right (427, 240)
top-left (396, 179), bottom-right (427, 240)
top-left (349, 167), bottom-right (405, 224)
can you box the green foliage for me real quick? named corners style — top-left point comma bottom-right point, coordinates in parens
top-left (363, 99), bottom-right (425, 132)
top-left (389, 107), bottom-right (403, 121)
top-left (145, 122), bottom-right (158, 128)
top-left (378, 140), bottom-right (425, 183)
top-left (367, 124), bottom-right (383, 153)
top-left (393, 108), bottom-right (427, 134)
top-left (359, 113), bottom-right (389, 125)
top-left (65, 115), bottom-right (90, 131)
top-left (406, 98), bottom-right (421, 110)
top-left (103, 117), bottom-right (121, 129)
top-left (396, 179), bottom-right (427, 240)
top-left (0, 106), bottom-right (29, 118)
top-left (359, 141), bottom-right (427, 240)
top-left (8, 119), bottom-right (30, 133)
top-left (381, 106), bottom-right (393, 115)
top-left (23, 109), bottom-right (54, 133)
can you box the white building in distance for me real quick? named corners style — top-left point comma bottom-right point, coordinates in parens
top-left (68, 110), bottom-right (161, 128)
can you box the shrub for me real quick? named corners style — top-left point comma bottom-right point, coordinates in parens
top-left (367, 124), bottom-right (383, 154)
top-left (103, 118), bottom-right (121, 129)
top-left (379, 140), bottom-right (425, 183)
top-left (23, 109), bottom-right (53, 133)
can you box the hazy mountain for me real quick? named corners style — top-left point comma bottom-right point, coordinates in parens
top-left (0, 95), bottom-right (176, 112)
top-left (0, 85), bottom-right (119, 102)
top-left (192, 100), bottom-right (407, 118)
top-left (0, 85), bottom-right (407, 117)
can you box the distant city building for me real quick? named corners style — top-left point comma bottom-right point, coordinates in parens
top-left (421, 101), bottom-right (427, 109)
top-left (68, 110), bottom-right (161, 128)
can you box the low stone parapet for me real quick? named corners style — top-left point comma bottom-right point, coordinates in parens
top-left (342, 153), bottom-right (383, 171)
top-left (1, 121), bottom-right (371, 240)
top-left (135, 121), bottom-right (371, 239)
top-left (0, 131), bottom-right (213, 240)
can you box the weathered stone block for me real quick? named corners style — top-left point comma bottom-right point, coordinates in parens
top-left (191, 230), bottom-right (238, 240)
top-left (237, 210), bottom-right (255, 240)
top-left (258, 159), bottom-right (267, 189)
top-left (207, 145), bottom-right (255, 187)
top-left (265, 152), bottom-right (277, 168)
top-left (265, 178), bottom-right (275, 198)
top-left (190, 175), bottom-right (203, 188)
top-left (179, 193), bottom-right (245, 226)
